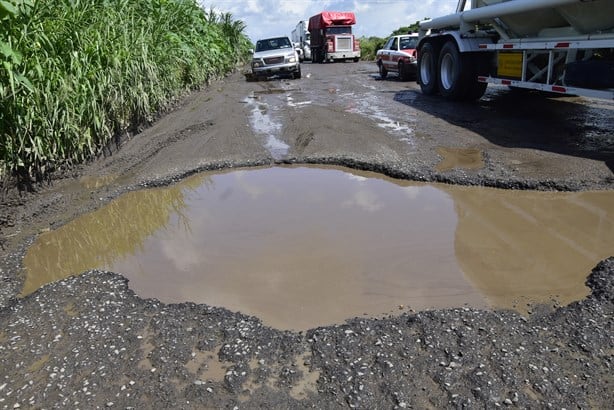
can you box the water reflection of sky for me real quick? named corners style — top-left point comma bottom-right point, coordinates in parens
top-left (22, 166), bottom-right (614, 330)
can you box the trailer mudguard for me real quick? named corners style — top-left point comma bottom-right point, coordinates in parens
top-left (418, 31), bottom-right (494, 54)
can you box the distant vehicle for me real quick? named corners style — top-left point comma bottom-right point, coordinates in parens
top-left (249, 36), bottom-right (301, 80)
top-left (376, 34), bottom-right (419, 81)
top-left (308, 11), bottom-right (361, 63)
top-left (291, 20), bottom-right (311, 62)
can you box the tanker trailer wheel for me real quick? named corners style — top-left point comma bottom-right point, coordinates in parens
top-left (464, 53), bottom-right (488, 100)
top-left (417, 41), bottom-right (438, 95)
top-left (438, 41), bottom-right (467, 100)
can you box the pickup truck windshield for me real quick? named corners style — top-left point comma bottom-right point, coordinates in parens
top-left (326, 26), bottom-right (352, 35)
top-left (256, 37), bottom-right (292, 52)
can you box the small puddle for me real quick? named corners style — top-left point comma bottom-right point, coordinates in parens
top-left (79, 174), bottom-right (119, 189)
top-left (21, 166), bottom-right (614, 330)
top-left (436, 147), bottom-right (484, 172)
top-left (245, 97), bottom-right (289, 159)
top-left (344, 93), bottom-right (416, 145)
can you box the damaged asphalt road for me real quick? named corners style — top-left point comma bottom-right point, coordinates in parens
top-left (1, 62), bottom-right (613, 408)
top-left (1, 263), bottom-right (612, 409)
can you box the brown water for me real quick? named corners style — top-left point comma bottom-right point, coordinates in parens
top-left (22, 166), bottom-right (614, 330)
top-left (436, 147), bottom-right (484, 172)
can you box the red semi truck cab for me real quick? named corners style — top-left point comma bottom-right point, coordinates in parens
top-left (308, 11), bottom-right (361, 63)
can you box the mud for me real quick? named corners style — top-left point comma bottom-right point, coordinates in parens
top-left (0, 62), bottom-right (613, 408)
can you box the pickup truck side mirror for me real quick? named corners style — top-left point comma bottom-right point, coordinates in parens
top-left (249, 49), bottom-right (254, 54)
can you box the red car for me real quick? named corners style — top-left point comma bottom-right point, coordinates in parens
top-left (376, 34), bottom-right (419, 81)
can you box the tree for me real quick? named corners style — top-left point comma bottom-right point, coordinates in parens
top-left (390, 20), bottom-right (423, 36)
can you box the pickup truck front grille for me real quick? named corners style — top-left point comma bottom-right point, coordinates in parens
top-left (264, 56), bottom-right (284, 65)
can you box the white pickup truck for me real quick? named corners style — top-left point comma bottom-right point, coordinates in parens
top-left (249, 36), bottom-right (301, 80)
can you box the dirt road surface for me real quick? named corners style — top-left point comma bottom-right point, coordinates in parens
top-left (1, 62), bottom-right (613, 408)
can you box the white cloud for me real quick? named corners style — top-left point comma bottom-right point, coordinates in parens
top-left (246, 0), bottom-right (262, 13)
top-left (342, 189), bottom-right (383, 212)
top-left (200, 0), bottom-right (456, 43)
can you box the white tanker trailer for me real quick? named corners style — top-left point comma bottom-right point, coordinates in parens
top-left (417, 0), bottom-right (614, 100)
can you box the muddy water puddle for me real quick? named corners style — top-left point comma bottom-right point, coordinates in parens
top-left (22, 166), bottom-right (614, 330)
top-left (436, 147), bottom-right (484, 172)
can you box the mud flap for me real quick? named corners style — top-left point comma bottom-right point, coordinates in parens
top-left (564, 60), bottom-right (614, 89)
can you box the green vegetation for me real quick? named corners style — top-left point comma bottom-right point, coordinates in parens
top-left (360, 21), bottom-right (424, 61)
top-left (0, 0), bottom-right (251, 185)
top-left (359, 36), bottom-right (387, 61)
top-left (391, 21), bottom-right (422, 36)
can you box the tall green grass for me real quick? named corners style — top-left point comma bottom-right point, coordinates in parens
top-left (0, 0), bottom-right (251, 186)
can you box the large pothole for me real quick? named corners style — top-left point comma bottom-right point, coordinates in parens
top-left (22, 166), bottom-right (614, 330)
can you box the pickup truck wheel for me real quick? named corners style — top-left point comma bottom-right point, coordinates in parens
top-left (418, 41), bottom-right (438, 95)
top-left (378, 61), bottom-right (388, 79)
top-left (438, 41), bottom-right (468, 100)
top-left (293, 66), bottom-right (302, 79)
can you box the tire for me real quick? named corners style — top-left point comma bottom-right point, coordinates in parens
top-left (353, 57), bottom-right (360, 62)
top-left (293, 66), bottom-right (302, 79)
top-left (465, 70), bottom-right (488, 100)
top-left (398, 61), bottom-right (409, 81)
top-left (312, 48), bottom-right (323, 64)
top-left (316, 48), bottom-right (325, 64)
top-left (378, 61), bottom-right (388, 79)
top-left (417, 41), bottom-right (438, 95)
top-left (438, 41), bottom-right (467, 100)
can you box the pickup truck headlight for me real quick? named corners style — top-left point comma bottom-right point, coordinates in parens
top-left (252, 60), bottom-right (262, 68)
top-left (287, 56), bottom-right (296, 63)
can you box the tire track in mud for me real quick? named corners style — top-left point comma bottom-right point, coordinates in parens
top-left (306, 66), bottom-right (419, 145)
top-left (244, 79), bottom-right (311, 160)
top-left (244, 94), bottom-right (289, 160)
top-left (246, 68), bottom-right (419, 162)
top-left (100, 121), bottom-right (217, 180)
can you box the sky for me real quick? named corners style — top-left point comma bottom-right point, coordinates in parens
top-left (199, 0), bottom-right (457, 43)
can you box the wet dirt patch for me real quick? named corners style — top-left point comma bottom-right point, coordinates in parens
top-left (79, 174), bottom-right (119, 190)
top-left (253, 88), bottom-right (298, 95)
top-left (436, 147), bottom-right (484, 172)
top-left (288, 355), bottom-right (320, 400)
top-left (21, 166), bottom-right (614, 330)
top-left (245, 97), bottom-right (288, 159)
top-left (27, 354), bottom-right (50, 373)
top-left (186, 348), bottom-right (226, 383)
